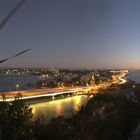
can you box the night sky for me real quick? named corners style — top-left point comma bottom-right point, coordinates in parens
top-left (0, 0), bottom-right (140, 69)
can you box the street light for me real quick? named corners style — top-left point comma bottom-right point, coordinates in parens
top-left (16, 84), bottom-right (20, 93)
top-left (16, 84), bottom-right (22, 98)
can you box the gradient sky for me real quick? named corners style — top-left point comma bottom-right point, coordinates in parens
top-left (0, 0), bottom-right (140, 69)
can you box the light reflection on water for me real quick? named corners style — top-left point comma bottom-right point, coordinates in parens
top-left (31, 95), bottom-right (91, 122)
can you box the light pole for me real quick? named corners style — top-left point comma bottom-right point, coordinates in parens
top-left (16, 84), bottom-right (21, 95)
top-left (16, 84), bottom-right (22, 98)
top-left (16, 84), bottom-right (19, 91)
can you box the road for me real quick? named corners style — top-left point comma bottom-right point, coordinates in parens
top-left (0, 86), bottom-right (92, 101)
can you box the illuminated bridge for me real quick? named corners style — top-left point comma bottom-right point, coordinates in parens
top-left (0, 89), bottom-right (86, 102)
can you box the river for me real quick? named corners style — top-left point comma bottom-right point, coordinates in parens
top-left (0, 74), bottom-right (39, 92)
top-left (31, 95), bottom-right (92, 122)
top-left (127, 71), bottom-right (140, 83)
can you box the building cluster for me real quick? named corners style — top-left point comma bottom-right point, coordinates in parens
top-left (0, 68), bottom-right (112, 88)
top-left (0, 68), bottom-right (33, 75)
top-left (28, 69), bottom-right (112, 88)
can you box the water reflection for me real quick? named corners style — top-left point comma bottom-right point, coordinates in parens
top-left (73, 96), bottom-right (81, 111)
top-left (31, 95), bottom-right (90, 122)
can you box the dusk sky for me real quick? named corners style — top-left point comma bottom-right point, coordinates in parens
top-left (0, 0), bottom-right (140, 69)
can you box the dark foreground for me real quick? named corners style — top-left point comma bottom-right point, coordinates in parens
top-left (0, 81), bottom-right (140, 140)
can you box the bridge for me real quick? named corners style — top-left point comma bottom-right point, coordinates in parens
top-left (0, 88), bottom-right (90, 102)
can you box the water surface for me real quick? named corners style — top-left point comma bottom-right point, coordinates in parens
top-left (127, 71), bottom-right (140, 83)
top-left (31, 95), bottom-right (91, 122)
top-left (0, 74), bottom-right (39, 92)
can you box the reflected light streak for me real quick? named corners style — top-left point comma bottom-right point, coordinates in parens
top-left (73, 96), bottom-right (81, 111)
top-left (55, 103), bottom-right (62, 116)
